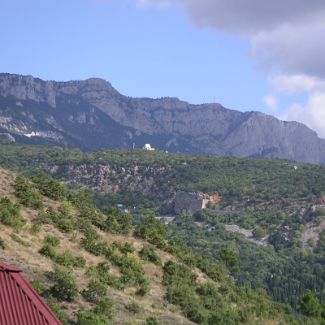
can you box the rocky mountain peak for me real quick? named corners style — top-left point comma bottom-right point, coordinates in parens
top-left (0, 73), bottom-right (324, 164)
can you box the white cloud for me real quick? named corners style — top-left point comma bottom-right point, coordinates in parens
top-left (269, 74), bottom-right (325, 94)
top-left (283, 92), bottom-right (325, 138)
top-left (263, 94), bottom-right (278, 112)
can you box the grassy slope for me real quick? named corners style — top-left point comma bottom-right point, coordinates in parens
top-left (0, 167), bottom-right (193, 325)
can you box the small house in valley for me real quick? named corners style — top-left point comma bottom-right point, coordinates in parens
top-left (174, 191), bottom-right (221, 215)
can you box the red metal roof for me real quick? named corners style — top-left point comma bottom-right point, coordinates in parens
top-left (0, 262), bottom-right (62, 325)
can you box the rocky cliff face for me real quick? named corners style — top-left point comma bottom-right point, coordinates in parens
top-left (0, 73), bottom-right (324, 164)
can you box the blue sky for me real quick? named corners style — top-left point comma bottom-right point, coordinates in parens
top-left (1, 0), bottom-right (325, 137)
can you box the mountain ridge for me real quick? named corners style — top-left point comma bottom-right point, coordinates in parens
top-left (0, 73), bottom-right (324, 164)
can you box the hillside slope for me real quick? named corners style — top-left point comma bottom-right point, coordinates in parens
top-left (1, 143), bottom-right (325, 321)
top-left (0, 73), bottom-right (324, 164)
top-left (0, 167), bottom-right (314, 324)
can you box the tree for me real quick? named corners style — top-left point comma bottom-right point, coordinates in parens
top-left (300, 290), bottom-right (323, 318)
top-left (135, 215), bottom-right (167, 248)
top-left (219, 249), bottom-right (239, 273)
top-left (46, 267), bottom-right (78, 302)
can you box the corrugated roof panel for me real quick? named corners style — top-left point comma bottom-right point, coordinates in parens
top-left (0, 262), bottom-right (62, 325)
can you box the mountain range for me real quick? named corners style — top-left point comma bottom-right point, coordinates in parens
top-left (0, 73), bottom-right (324, 164)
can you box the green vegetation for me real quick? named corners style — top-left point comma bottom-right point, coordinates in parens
top-left (162, 260), bottom-right (290, 325)
top-left (86, 262), bottom-right (124, 291)
top-left (0, 237), bottom-right (5, 249)
top-left (46, 267), bottom-right (79, 302)
top-left (1, 144), bottom-right (324, 205)
top-left (82, 279), bottom-right (107, 303)
top-left (0, 197), bottom-right (25, 229)
top-left (32, 172), bottom-right (67, 200)
top-left (103, 207), bottom-right (132, 234)
top-left (1, 143), bottom-right (325, 324)
top-left (30, 222), bottom-right (41, 234)
top-left (76, 311), bottom-right (110, 325)
top-left (139, 244), bottom-right (161, 265)
top-left (14, 176), bottom-right (43, 209)
top-left (38, 207), bottom-right (76, 233)
top-left (125, 301), bottom-right (142, 314)
top-left (93, 297), bottom-right (115, 319)
top-left (10, 233), bottom-right (30, 247)
top-left (135, 215), bottom-right (167, 248)
top-left (106, 246), bottom-right (149, 295)
top-left (39, 236), bottom-right (85, 268)
top-left (168, 213), bottom-right (325, 314)
top-left (44, 235), bottom-right (60, 247)
top-left (300, 290), bottom-right (324, 319)
top-left (145, 316), bottom-right (159, 325)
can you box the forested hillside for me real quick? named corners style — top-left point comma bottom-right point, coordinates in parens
top-left (1, 143), bottom-right (325, 324)
top-left (0, 167), bottom-right (312, 325)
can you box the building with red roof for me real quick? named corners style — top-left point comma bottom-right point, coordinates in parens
top-left (0, 262), bottom-right (62, 325)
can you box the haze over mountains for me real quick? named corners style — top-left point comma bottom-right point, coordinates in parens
top-left (0, 73), bottom-right (324, 164)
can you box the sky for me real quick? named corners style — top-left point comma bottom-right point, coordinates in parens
top-left (0, 0), bottom-right (324, 138)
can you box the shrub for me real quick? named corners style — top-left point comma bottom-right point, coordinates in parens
top-left (44, 235), bottom-right (60, 247)
top-left (32, 173), bottom-right (67, 201)
top-left (0, 197), bottom-right (25, 229)
top-left (76, 311), bottom-right (110, 325)
top-left (81, 236), bottom-right (108, 256)
top-left (86, 262), bottom-right (125, 291)
top-left (137, 279), bottom-right (150, 296)
top-left (78, 219), bottom-right (99, 240)
top-left (166, 284), bottom-right (208, 323)
top-left (39, 207), bottom-right (75, 233)
top-left (0, 237), bottom-right (5, 249)
top-left (252, 227), bottom-right (266, 240)
top-left (208, 309), bottom-right (240, 325)
top-left (107, 250), bottom-right (148, 291)
top-left (14, 176), bottom-right (43, 209)
top-left (46, 295), bottom-right (69, 325)
top-left (196, 282), bottom-right (223, 311)
top-left (54, 251), bottom-right (86, 268)
top-left (219, 249), bottom-right (239, 273)
top-left (30, 279), bottom-right (46, 295)
top-left (79, 206), bottom-right (106, 230)
top-left (111, 241), bottom-right (135, 254)
top-left (10, 233), bottom-right (30, 247)
top-left (30, 223), bottom-right (41, 234)
top-left (39, 244), bottom-right (56, 258)
top-left (93, 297), bottom-right (115, 319)
top-left (145, 316), bottom-right (159, 325)
top-left (104, 207), bottom-right (132, 235)
top-left (300, 290), bottom-right (324, 318)
top-left (135, 215), bottom-right (167, 248)
top-left (139, 244), bottom-right (161, 265)
top-left (46, 267), bottom-right (78, 301)
top-left (163, 261), bottom-right (197, 287)
top-left (55, 207), bottom-right (76, 233)
top-left (82, 280), bottom-right (107, 303)
top-left (125, 301), bottom-right (142, 314)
